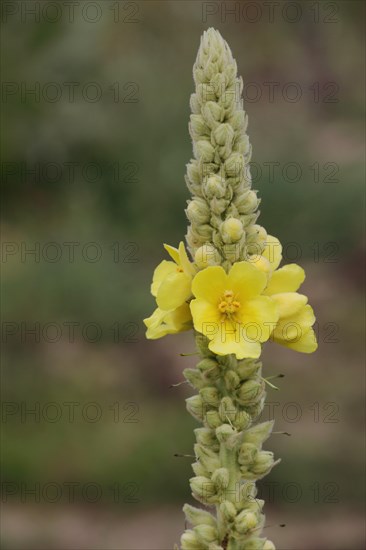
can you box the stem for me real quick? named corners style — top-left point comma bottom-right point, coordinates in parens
top-left (219, 444), bottom-right (239, 549)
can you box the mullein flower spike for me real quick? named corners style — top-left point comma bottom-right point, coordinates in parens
top-left (144, 28), bottom-right (317, 549)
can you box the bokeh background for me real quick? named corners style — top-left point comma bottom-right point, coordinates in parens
top-left (1, 1), bottom-right (365, 548)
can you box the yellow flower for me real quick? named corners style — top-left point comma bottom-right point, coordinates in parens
top-left (190, 262), bottom-right (279, 359)
top-left (253, 236), bottom-right (317, 353)
top-left (144, 242), bottom-right (195, 340)
top-left (269, 293), bottom-right (317, 353)
top-left (151, 241), bottom-right (196, 311)
top-left (144, 303), bottom-right (192, 339)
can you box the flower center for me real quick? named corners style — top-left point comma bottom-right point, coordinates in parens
top-left (218, 290), bottom-right (241, 315)
top-left (176, 266), bottom-right (184, 273)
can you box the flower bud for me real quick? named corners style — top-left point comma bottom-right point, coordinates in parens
top-left (228, 110), bottom-right (246, 131)
top-left (203, 60), bottom-right (220, 82)
top-left (234, 134), bottom-right (251, 158)
top-left (183, 368), bottom-right (204, 389)
top-left (234, 510), bottom-right (258, 534)
top-left (194, 444), bottom-right (220, 473)
top-left (216, 423), bottom-right (235, 443)
top-left (246, 224), bottom-right (267, 255)
top-left (238, 443), bottom-right (258, 466)
top-left (237, 379), bottom-right (265, 405)
top-left (195, 140), bottom-right (215, 162)
top-left (192, 461), bottom-right (209, 477)
top-left (221, 217), bottom-right (244, 243)
top-left (221, 85), bottom-right (238, 111)
top-left (190, 114), bottom-right (209, 139)
top-left (195, 223), bottom-right (214, 240)
top-left (210, 196), bottom-right (228, 215)
top-left (190, 476), bottom-right (216, 502)
top-left (203, 174), bottom-right (226, 199)
top-left (241, 213), bottom-right (259, 230)
top-left (225, 152), bottom-right (245, 180)
top-left (203, 101), bottom-right (224, 128)
top-left (237, 359), bottom-right (261, 380)
top-left (205, 410), bottom-right (222, 429)
top-left (186, 198), bottom-right (211, 225)
top-left (219, 500), bottom-right (237, 521)
top-left (223, 370), bottom-right (240, 393)
top-left (194, 331), bottom-right (212, 354)
top-left (210, 72), bottom-right (227, 97)
top-left (237, 481), bottom-right (257, 506)
top-left (183, 504), bottom-right (217, 527)
top-left (212, 467), bottom-right (230, 490)
top-left (195, 244), bottom-right (221, 268)
top-left (197, 83), bottom-right (216, 103)
top-left (213, 123), bottom-right (234, 147)
top-left (242, 420), bottom-right (274, 447)
top-left (233, 410), bottom-right (252, 431)
top-left (186, 395), bottom-right (205, 421)
top-left (218, 396), bottom-right (237, 423)
top-left (194, 524), bottom-right (219, 544)
top-left (190, 93), bottom-right (201, 115)
top-left (251, 451), bottom-right (276, 476)
top-left (197, 358), bottom-right (218, 372)
top-left (180, 529), bottom-right (202, 550)
top-left (236, 190), bottom-right (259, 214)
top-left (222, 242), bottom-right (241, 263)
top-left (186, 161), bottom-right (201, 186)
top-left (200, 386), bottom-right (220, 407)
top-left (186, 226), bottom-right (203, 251)
top-left (194, 427), bottom-right (218, 448)
top-left (246, 398), bottom-right (266, 421)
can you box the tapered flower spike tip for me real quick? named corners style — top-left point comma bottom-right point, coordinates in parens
top-left (194, 28), bottom-right (235, 82)
top-left (186, 28), bottom-right (266, 272)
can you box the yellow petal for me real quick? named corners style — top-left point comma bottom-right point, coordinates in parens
top-left (190, 299), bottom-right (221, 336)
top-left (277, 327), bottom-right (318, 353)
top-left (273, 304), bottom-right (316, 343)
top-left (169, 302), bottom-right (192, 330)
top-left (163, 243), bottom-right (180, 264)
top-left (178, 241), bottom-right (195, 276)
top-left (151, 260), bottom-right (176, 296)
top-left (271, 293), bottom-right (308, 319)
top-left (144, 308), bottom-right (170, 339)
top-left (156, 271), bottom-right (192, 310)
top-left (144, 304), bottom-right (192, 339)
top-left (262, 235), bottom-right (282, 271)
top-left (238, 296), bottom-right (279, 343)
top-left (144, 307), bottom-right (165, 329)
top-left (264, 264), bottom-right (305, 296)
top-left (191, 266), bottom-right (227, 304)
top-left (209, 319), bottom-right (262, 359)
top-left (250, 255), bottom-right (271, 275)
top-left (228, 262), bottom-right (267, 300)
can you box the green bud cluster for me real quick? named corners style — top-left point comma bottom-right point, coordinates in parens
top-left (185, 28), bottom-right (268, 271)
top-left (181, 334), bottom-right (278, 550)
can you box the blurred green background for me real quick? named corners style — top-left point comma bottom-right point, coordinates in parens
top-left (1, 1), bottom-right (365, 548)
